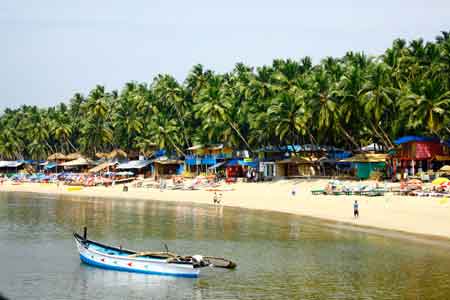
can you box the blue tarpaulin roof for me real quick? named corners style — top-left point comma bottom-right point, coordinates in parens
top-left (239, 160), bottom-right (258, 168)
top-left (226, 159), bottom-right (258, 168)
top-left (207, 161), bottom-right (227, 170)
top-left (226, 159), bottom-right (242, 167)
top-left (155, 149), bottom-right (166, 157)
top-left (44, 162), bottom-right (57, 170)
top-left (394, 136), bottom-right (440, 145)
top-left (18, 159), bottom-right (37, 164)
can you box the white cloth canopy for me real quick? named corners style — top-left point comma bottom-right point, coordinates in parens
top-left (0, 161), bottom-right (24, 168)
top-left (117, 160), bottom-right (151, 169)
top-left (360, 143), bottom-right (383, 152)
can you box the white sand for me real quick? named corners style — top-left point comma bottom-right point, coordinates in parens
top-left (2, 179), bottom-right (450, 239)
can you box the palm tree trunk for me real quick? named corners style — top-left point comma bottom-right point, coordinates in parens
top-left (67, 139), bottom-right (78, 152)
top-left (368, 121), bottom-right (389, 149)
top-left (376, 123), bottom-right (394, 148)
top-left (167, 136), bottom-right (186, 157)
top-left (228, 120), bottom-right (252, 152)
top-left (336, 123), bottom-right (360, 149)
top-left (305, 127), bottom-right (319, 146)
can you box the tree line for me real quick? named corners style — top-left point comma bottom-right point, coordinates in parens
top-left (1, 32), bottom-right (449, 160)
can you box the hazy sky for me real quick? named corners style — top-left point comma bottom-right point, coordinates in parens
top-left (1, 0), bottom-right (449, 111)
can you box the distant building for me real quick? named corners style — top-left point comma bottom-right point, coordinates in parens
top-left (391, 136), bottom-right (450, 178)
top-left (339, 153), bottom-right (388, 179)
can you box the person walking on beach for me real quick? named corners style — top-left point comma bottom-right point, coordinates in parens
top-left (213, 192), bottom-right (219, 204)
top-left (353, 200), bottom-right (359, 218)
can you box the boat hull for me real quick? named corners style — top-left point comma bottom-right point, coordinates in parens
top-left (75, 238), bottom-right (200, 278)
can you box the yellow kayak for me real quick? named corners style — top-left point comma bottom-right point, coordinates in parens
top-left (67, 186), bottom-right (83, 192)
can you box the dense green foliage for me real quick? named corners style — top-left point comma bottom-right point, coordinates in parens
top-left (1, 32), bottom-right (450, 160)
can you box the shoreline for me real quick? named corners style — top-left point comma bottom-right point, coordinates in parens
top-left (1, 179), bottom-right (450, 244)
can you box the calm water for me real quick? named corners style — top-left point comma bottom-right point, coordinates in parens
top-left (1, 192), bottom-right (450, 300)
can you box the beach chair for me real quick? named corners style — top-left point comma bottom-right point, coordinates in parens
top-left (311, 189), bottom-right (325, 195)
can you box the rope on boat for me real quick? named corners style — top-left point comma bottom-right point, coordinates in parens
top-left (127, 251), bottom-right (178, 258)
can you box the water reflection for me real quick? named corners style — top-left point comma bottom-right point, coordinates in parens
top-left (0, 192), bottom-right (450, 299)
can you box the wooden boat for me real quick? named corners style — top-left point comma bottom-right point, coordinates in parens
top-left (74, 228), bottom-right (236, 278)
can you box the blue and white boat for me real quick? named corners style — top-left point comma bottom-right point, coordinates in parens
top-left (74, 228), bottom-right (236, 278)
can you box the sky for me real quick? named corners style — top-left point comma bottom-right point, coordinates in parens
top-left (1, 0), bottom-right (449, 111)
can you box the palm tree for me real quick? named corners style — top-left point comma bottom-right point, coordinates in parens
top-left (267, 92), bottom-right (310, 149)
top-left (359, 63), bottom-right (396, 148)
top-left (0, 32), bottom-right (449, 158)
top-left (400, 79), bottom-right (450, 134)
top-left (194, 75), bottom-right (252, 150)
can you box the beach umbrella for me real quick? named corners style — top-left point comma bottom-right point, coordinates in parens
top-left (116, 171), bottom-right (133, 176)
top-left (432, 177), bottom-right (449, 185)
top-left (407, 179), bottom-right (422, 184)
top-left (407, 179), bottom-right (423, 190)
top-left (439, 165), bottom-right (450, 173)
top-left (108, 149), bottom-right (128, 160)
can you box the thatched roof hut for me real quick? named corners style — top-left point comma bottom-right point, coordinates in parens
top-left (95, 152), bottom-right (109, 159)
top-left (65, 152), bottom-right (82, 160)
top-left (48, 153), bottom-right (67, 161)
top-left (60, 157), bottom-right (95, 167)
top-left (88, 161), bottom-right (118, 173)
top-left (108, 149), bottom-right (128, 160)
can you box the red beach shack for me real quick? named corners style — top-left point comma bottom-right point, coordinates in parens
top-left (391, 136), bottom-right (450, 178)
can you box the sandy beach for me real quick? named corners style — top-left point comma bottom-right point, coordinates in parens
top-left (1, 179), bottom-right (450, 240)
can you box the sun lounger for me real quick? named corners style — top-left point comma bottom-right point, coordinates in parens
top-left (332, 191), bottom-right (344, 195)
top-left (311, 189), bottom-right (325, 195)
top-left (365, 190), bottom-right (385, 197)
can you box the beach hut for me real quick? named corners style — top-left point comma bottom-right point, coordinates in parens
top-left (65, 152), bottom-right (82, 161)
top-left (48, 152), bottom-right (68, 161)
top-left (0, 160), bottom-right (25, 175)
top-left (256, 146), bottom-right (294, 180)
top-left (60, 157), bottom-right (95, 173)
top-left (225, 159), bottom-right (244, 179)
top-left (185, 145), bottom-right (206, 175)
top-left (339, 153), bottom-right (388, 179)
top-left (108, 149), bottom-right (128, 160)
top-left (116, 160), bottom-right (152, 177)
top-left (275, 157), bottom-right (318, 178)
top-left (88, 161), bottom-right (118, 174)
top-left (391, 136), bottom-right (450, 177)
top-left (153, 158), bottom-right (183, 179)
top-left (185, 144), bottom-right (232, 176)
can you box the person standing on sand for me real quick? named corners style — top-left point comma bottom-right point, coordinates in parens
top-left (291, 186), bottom-right (297, 197)
top-left (353, 200), bottom-right (359, 218)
